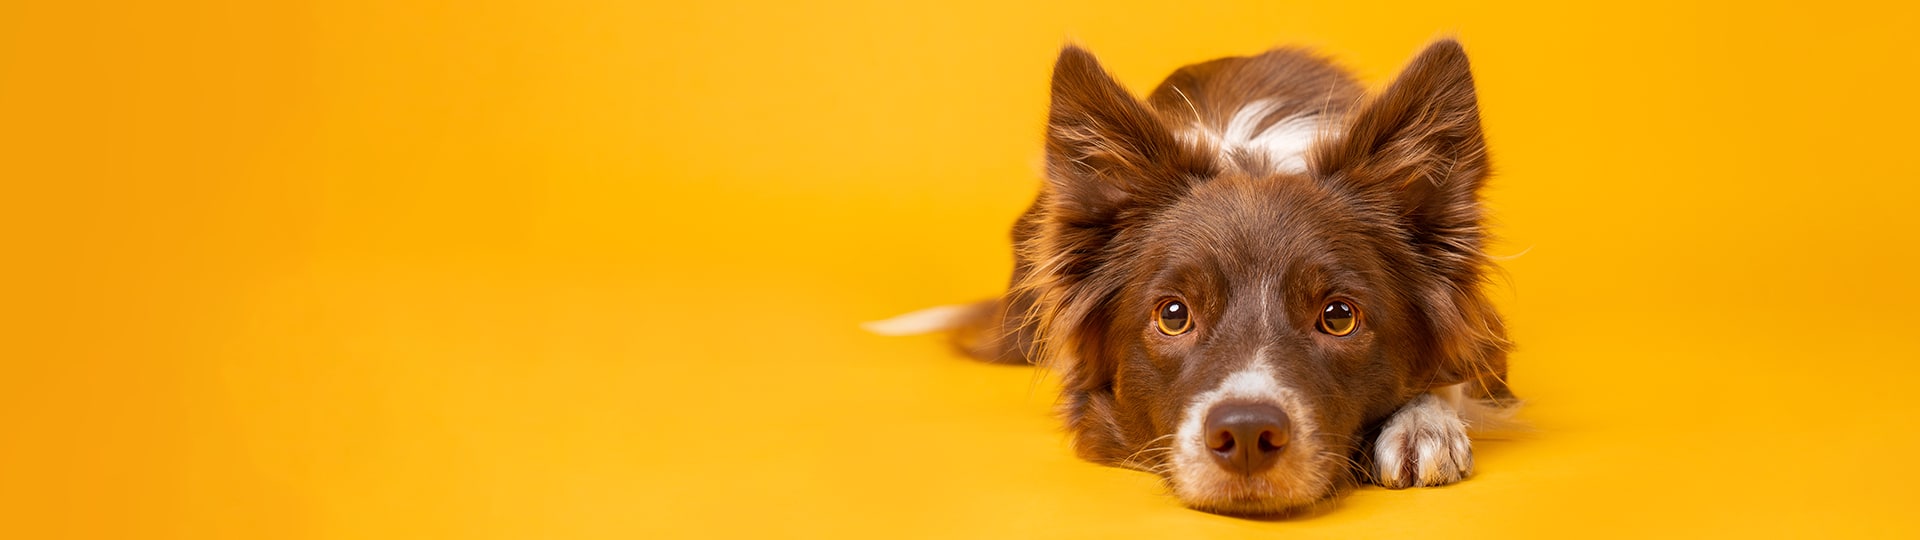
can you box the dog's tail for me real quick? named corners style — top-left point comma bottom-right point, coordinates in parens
top-left (860, 302), bottom-right (993, 336)
top-left (862, 298), bottom-right (1034, 365)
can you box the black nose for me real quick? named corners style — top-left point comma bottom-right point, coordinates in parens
top-left (1203, 402), bottom-right (1291, 475)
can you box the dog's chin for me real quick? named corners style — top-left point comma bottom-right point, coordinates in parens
top-left (1188, 493), bottom-right (1329, 517)
top-left (1172, 474), bottom-right (1338, 517)
top-left (1168, 446), bottom-right (1342, 517)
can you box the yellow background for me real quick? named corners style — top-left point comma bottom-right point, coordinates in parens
top-left (4, 0), bottom-right (1918, 537)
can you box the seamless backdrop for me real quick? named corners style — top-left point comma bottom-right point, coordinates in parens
top-left (3, 0), bottom-right (1919, 538)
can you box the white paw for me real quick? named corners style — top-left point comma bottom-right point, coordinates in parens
top-left (1371, 393), bottom-right (1473, 489)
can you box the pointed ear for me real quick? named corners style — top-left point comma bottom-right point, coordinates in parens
top-left (1313, 39), bottom-right (1489, 232)
top-left (1043, 46), bottom-right (1210, 226)
top-left (1312, 39), bottom-right (1508, 391)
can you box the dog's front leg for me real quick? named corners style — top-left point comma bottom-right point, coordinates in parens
top-left (1370, 388), bottom-right (1473, 489)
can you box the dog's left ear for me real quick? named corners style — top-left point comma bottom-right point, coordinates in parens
top-left (1312, 39), bottom-right (1489, 224)
top-left (1312, 39), bottom-right (1508, 392)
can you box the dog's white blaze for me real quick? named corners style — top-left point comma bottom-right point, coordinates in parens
top-left (1215, 364), bottom-right (1286, 401)
top-left (1257, 276), bottom-right (1272, 329)
top-left (1183, 99), bottom-right (1327, 174)
top-left (860, 304), bottom-right (974, 336)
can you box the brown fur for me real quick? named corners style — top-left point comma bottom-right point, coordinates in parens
top-left (954, 39), bottom-right (1514, 513)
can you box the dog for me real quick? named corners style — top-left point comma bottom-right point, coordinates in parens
top-left (868, 38), bottom-right (1518, 516)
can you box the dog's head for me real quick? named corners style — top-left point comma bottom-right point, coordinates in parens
top-left (1023, 40), bottom-right (1508, 515)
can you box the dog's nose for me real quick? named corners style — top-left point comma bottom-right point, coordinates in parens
top-left (1203, 402), bottom-right (1291, 475)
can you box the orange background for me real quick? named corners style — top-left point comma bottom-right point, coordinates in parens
top-left (3, 0), bottom-right (1918, 537)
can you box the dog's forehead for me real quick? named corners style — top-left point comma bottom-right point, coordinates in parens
top-left (1156, 174), bottom-right (1349, 270)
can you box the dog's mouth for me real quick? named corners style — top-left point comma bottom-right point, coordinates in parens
top-left (1165, 431), bottom-right (1346, 516)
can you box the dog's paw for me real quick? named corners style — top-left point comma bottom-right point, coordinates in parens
top-left (1371, 393), bottom-right (1472, 489)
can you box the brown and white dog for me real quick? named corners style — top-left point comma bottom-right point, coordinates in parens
top-left (869, 39), bottom-right (1517, 515)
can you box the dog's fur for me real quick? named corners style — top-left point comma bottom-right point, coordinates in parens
top-left (868, 39), bottom-right (1517, 515)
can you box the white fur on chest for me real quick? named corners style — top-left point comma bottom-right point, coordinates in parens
top-left (1179, 99), bottom-right (1328, 175)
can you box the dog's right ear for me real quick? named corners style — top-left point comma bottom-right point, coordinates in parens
top-left (1042, 46), bottom-right (1212, 228)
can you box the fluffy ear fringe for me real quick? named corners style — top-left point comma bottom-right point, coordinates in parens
top-left (1423, 281), bottom-right (1513, 399)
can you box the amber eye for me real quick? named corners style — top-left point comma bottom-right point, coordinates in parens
top-left (1318, 300), bottom-right (1359, 336)
top-left (1155, 299), bottom-right (1192, 336)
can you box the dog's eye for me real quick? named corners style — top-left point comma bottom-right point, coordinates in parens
top-left (1155, 299), bottom-right (1192, 336)
top-left (1318, 301), bottom-right (1359, 337)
